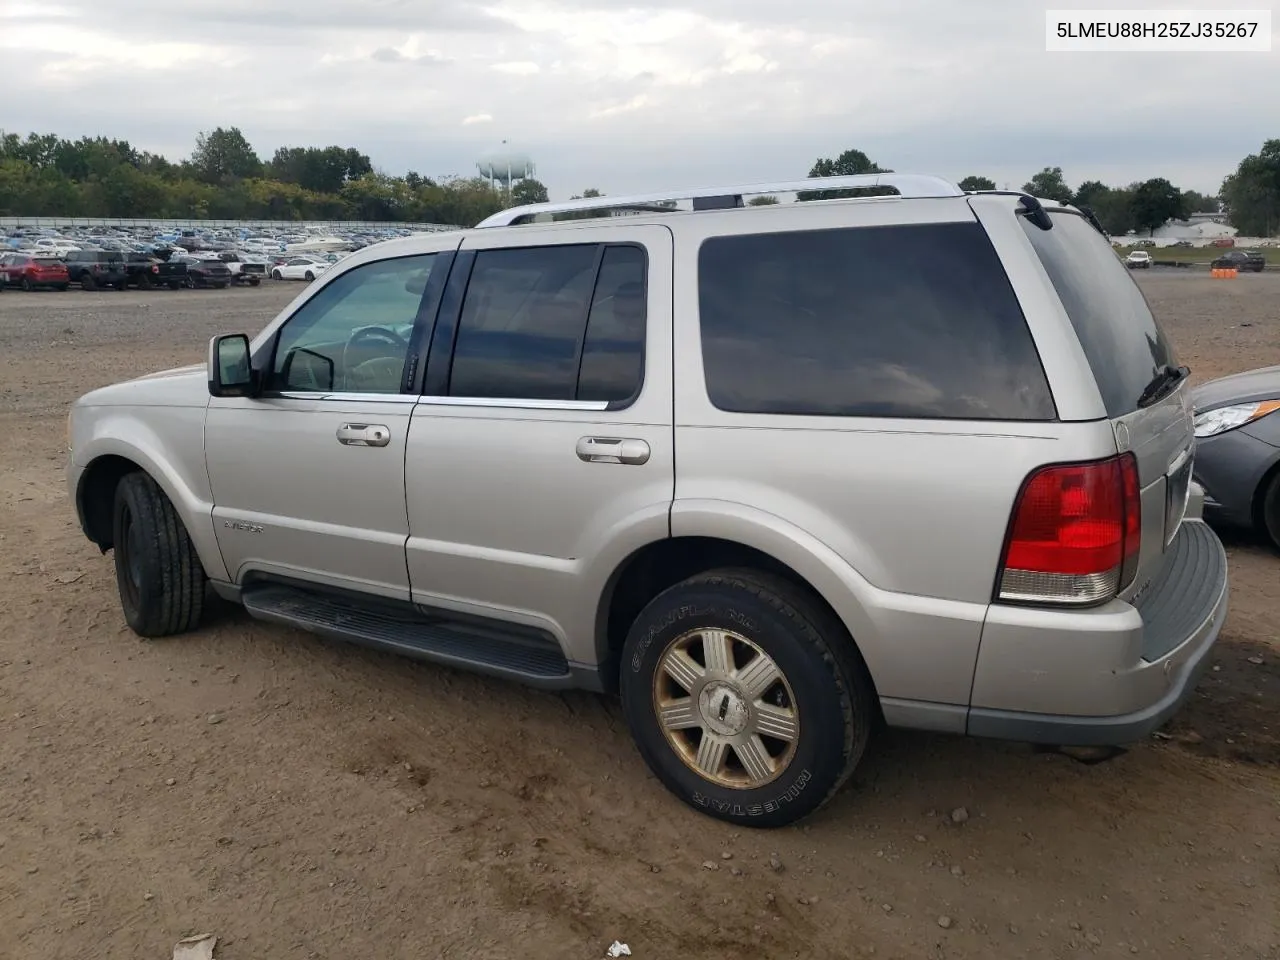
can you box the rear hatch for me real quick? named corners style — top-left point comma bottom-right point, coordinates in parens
top-left (1019, 210), bottom-right (1195, 610)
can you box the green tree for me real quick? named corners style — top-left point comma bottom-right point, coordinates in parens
top-left (802, 148), bottom-right (891, 200)
top-left (510, 177), bottom-right (549, 205)
top-left (191, 127), bottom-right (262, 184)
top-left (1086, 185), bottom-right (1137, 236)
top-left (1130, 178), bottom-right (1186, 235)
top-left (747, 195), bottom-right (779, 205)
top-left (1073, 179), bottom-right (1109, 209)
top-left (1021, 166), bottom-right (1073, 203)
top-left (958, 175), bottom-right (996, 192)
top-left (1220, 140), bottom-right (1280, 236)
top-left (1181, 189), bottom-right (1219, 214)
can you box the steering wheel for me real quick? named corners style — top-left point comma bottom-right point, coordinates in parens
top-left (341, 326), bottom-right (409, 391)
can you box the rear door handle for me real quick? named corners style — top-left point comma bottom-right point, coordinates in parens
top-left (576, 436), bottom-right (650, 465)
top-left (337, 423), bottom-right (391, 447)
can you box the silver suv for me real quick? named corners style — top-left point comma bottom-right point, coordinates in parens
top-left (67, 174), bottom-right (1229, 827)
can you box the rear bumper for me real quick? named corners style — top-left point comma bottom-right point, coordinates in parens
top-left (966, 519), bottom-right (1228, 746)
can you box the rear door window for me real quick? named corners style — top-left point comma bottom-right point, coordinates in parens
top-left (1020, 211), bottom-right (1176, 417)
top-left (697, 222), bottom-right (1056, 420)
top-left (447, 243), bottom-right (647, 403)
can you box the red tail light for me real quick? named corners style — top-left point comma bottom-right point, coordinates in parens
top-left (997, 454), bottom-right (1141, 605)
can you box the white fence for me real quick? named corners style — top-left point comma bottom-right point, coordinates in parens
top-left (0, 216), bottom-right (462, 232)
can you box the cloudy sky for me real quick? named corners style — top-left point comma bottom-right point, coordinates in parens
top-left (1, 0), bottom-right (1275, 199)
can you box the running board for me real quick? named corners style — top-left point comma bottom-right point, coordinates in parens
top-left (241, 583), bottom-right (574, 688)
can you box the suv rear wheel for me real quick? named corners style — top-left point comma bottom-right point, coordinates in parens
top-left (620, 569), bottom-right (874, 827)
top-left (112, 472), bottom-right (206, 637)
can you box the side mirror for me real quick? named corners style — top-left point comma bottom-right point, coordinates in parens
top-left (208, 334), bottom-right (258, 397)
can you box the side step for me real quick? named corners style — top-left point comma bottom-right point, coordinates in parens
top-left (241, 583), bottom-right (574, 689)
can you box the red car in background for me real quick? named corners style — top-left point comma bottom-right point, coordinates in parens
top-left (0, 254), bottom-right (72, 291)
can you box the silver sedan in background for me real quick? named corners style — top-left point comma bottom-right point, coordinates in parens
top-left (1193, 365), bottom-right (1280, 549)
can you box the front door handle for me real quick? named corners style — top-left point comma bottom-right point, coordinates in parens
top-left (576, 436), bottom-right (650, 465)
top-left (337, 423), bottom-right (391, 447)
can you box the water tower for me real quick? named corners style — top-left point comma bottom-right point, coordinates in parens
top-left (477, 141), bottom-right (536, 200)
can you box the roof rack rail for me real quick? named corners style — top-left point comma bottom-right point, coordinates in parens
top-left (475, 173), bottom-right (964, 228)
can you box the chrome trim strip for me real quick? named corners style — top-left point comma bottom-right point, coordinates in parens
top-left (417, 395), bottom-right (610, 411)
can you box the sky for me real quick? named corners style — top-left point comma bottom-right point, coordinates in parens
top-left (0, 0), bottom-right (1275, 201)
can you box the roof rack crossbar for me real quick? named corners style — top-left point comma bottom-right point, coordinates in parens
top-left (475, 174), bottom-right (965, 228)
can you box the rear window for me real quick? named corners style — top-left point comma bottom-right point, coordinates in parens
top-left (1020, 211), bottom-right (1176, 417)
top-left (697, 222), bottom-right (1056, 420)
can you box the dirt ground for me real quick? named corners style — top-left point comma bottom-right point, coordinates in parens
top-left (0, 274), bottom-right (1277, 960)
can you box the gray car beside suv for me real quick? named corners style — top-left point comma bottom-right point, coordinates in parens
top-left (66, 174), bottom-right (1228, 826)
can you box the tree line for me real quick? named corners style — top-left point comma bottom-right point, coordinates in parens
top-left (0, 127), bottom-right (517, 225)
top-left (2, 126), bottom-right (1277, 235)
top-left (804, 142), bottom-right (1279, 236)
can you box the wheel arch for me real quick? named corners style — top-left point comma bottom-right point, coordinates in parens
top-left (595, 529), bottom-right (879, 700)
top-left (74, 438), bottom-right (228, 582)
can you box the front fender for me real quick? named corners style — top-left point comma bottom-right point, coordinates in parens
top-left (670, 499), bottom-right (987, 708)
top-left (71, 406), bottom-right (228, 582)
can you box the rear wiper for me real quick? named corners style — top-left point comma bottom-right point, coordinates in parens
top-left (1137, 364), bottom-right (1190, 408)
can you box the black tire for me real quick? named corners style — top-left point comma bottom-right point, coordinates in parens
top-left (57, 284), bottom-right (69, 292)
top-left (22, 276), bottom-right (33, 292)
top-left (1257, 471), bottom-right (1280, 552)
top-left (212, 281), bottom-right (228, 289)
top-left (168, 280), bottom-right (182, 290)
top-left (619, 568), bottom-right (875, 828)
top-left (138, 273), bottom-right (153, 290)
top-left (272, 269), bottom-right (282, 280)
top-left (248, 276), bottom-right (261, 286)
top-left (111, 472), bottom-right (206, 637)
top-left (304, 271), bottom-right (314, 281)
top-left (81, 274), bottom-right (96, 291)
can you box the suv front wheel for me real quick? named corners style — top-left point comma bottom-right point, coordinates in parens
top-left (620, 569), bottom-right (874, 827)
top-left (112, 472), bottom-right (206, 637)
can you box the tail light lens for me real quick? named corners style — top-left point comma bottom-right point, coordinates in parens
top-left (997, 454), bottom-right (1141, 605)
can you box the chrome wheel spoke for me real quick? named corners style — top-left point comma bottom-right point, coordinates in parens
top-left (661, 649), bottom-right (704, 693)
top-left (701, 629), bottom-right (733, 675)
top-left (735, 734), bottom-right (775, 783)
top-left (753, 702), bottom-right (799, 742)
top-left (695, 734), bottom-right (729, 778)
top-left (653, 625), bottom-right (800, 790)
top-left (658, 698), bottom-right (700, 731)
top-left (735, 652), bottom-right (782, 700)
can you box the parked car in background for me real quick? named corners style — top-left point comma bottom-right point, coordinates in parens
top-left (216, 252), bottom-right (266, 286)
top-left (271, 256), bottom-right (331, 281)
top-left (0, 254), bottom-right (71, 291)
top-left (1125, 251), bottom-right (1152, 269)
top-left (65, 250), bottom-right (128, 290)
top-left (171, 254), bottom-right (232, 288)
top-left (1193, 364), bottom-right (1280, 550)
top-left (1210, 250), bottom-right (1265, 272)
top-left (1210, 238), bottom-right (1235, 248)
top-left (123, 253), bottom-right (188, 290)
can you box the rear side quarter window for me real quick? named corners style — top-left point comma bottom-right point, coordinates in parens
top-left (1019, 211), bottom-right (1176, 418)
top-left (697, 222), bottom-right (1056, 421)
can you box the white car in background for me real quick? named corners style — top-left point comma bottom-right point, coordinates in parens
top-left (271, 256), bottom-right (331, 281)
top-left (1124, 250), bottom-right (1152, 269)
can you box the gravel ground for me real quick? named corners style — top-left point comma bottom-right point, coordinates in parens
top-left (0, 274), bottom-right (1277, 960)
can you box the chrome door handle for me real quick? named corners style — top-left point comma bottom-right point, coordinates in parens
top-left (576, 436), bottom-right (650, 465)
top-left (337, 423), bottom-right (391, 447)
